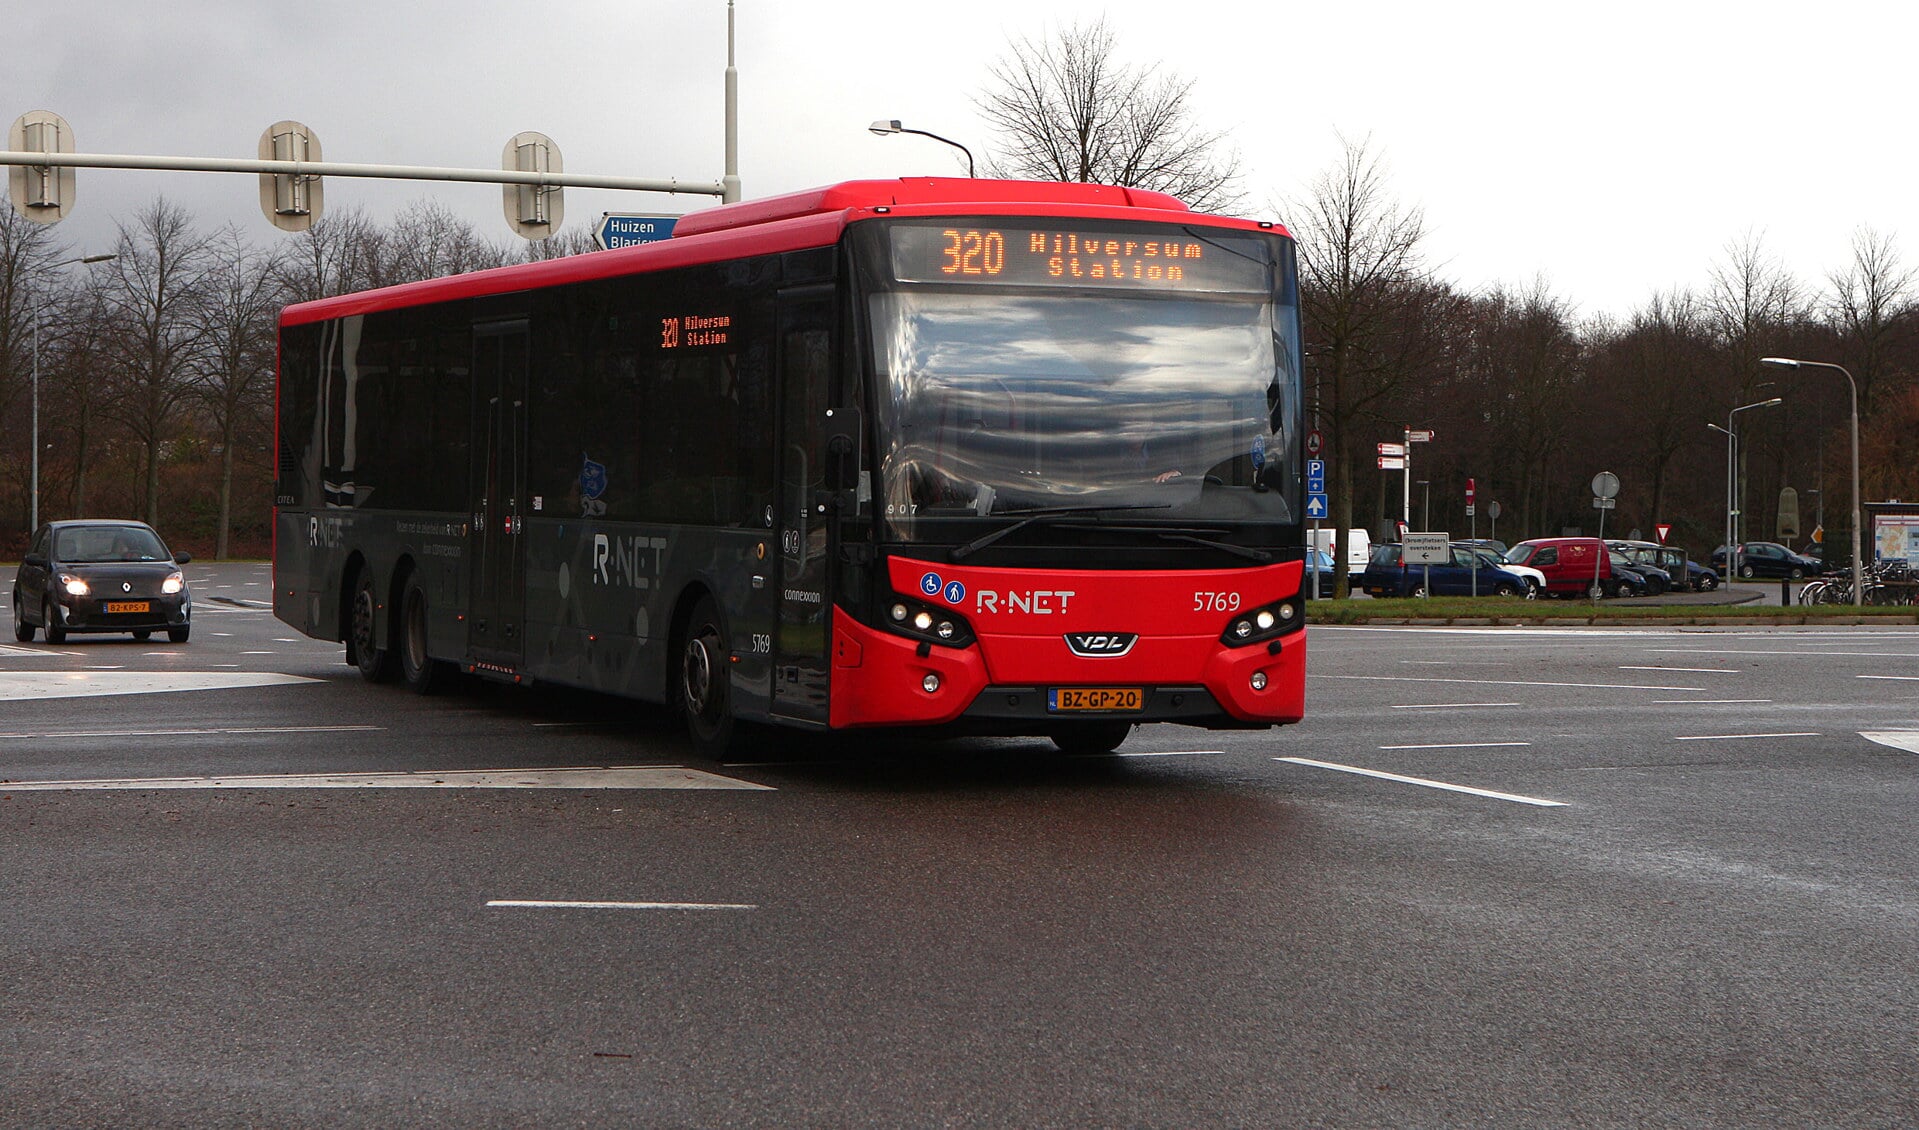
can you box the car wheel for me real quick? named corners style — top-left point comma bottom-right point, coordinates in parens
top-left (1789, 567), bottom-right (1805, 580)
top-left (1701, 574), bottom-right (1718, 591)
top-left (680, 596), bottom-right (744, 759)
top-left (167, 626), bottom-right (190, 644)
top-left (1740, 564), bottom-right (1756, 578)
top-left (1588, 581), bottom-right (1606, 600)
top-left (43, 598), bottom-right (66, 644)
top-left (1409, 584), bottom-right (1428, 599)
top-left (400, 573), bottom-right (452, 695)
top-left (1493, 581), bottom-right (1519, 597)
top-left (350, 567), bottom-right (397, 683)
top-left (13, 595), bottom-right (33, 642)
top-left (1051, 722), bottom-right (1134, 756)
top-left (1524, 582), bottom-right (1540, 600)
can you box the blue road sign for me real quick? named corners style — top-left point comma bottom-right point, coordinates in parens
top-left (596, 213), bottom-right (679, 250)
top-left (1306, 458), bottom-right (1324, 479)
top-left (1305, 493), bottom-right (1328, 520)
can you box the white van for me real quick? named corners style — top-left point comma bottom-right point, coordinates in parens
top-left (1310, 527), bottom-right (1372, 570)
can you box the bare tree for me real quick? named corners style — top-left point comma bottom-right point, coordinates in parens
top-left (1291, 136), bottom-right (1437, 594)
top-left (1827, 225), bottom-right (1916, 416)
top-left (99, 199), bottom-right (212, 526)
top-left (275, 205), bottom-right (387, 304)
top-left (192, 226), bottom-right (282, 558)
top-left (386, 200), bottom-right (511, 284)
top-left (519, 225), bottom-right (601, 262)
top-left (977, 17), bottom-right (1242, 212)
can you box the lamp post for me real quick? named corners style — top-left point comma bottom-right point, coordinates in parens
top-left (30, 253), bottom-right (117, 533)
top-left (1708, 396), bottom-right (1782, 582)
top-left (867, 119), bottom-right (975, 178)
top-left (1762, 357), bottom-right (1863, 606)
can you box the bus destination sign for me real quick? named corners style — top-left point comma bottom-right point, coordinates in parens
top-left (889, 223), bottom-right (1269, 294)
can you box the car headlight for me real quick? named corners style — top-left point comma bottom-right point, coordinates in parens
top-left (60, 573), bottom-right (90, 597)
top-left (162, 572), bottom-right (185, 595)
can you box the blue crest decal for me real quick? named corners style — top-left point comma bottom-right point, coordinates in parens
top-left (580, 454), bottom-right (608, 500)
top-left (1251, 434), bottom-right (1266, 472)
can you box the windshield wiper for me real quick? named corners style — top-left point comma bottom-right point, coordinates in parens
top-left (1153, 531), bottom-right (1272, 563)
top-left (949, 504), bottom-right (1170, 561)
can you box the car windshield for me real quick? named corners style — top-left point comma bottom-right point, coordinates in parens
top-left (54, 526), bottom-right (169, 563)
top-left (1504, 545), bottom-right (1533, 565)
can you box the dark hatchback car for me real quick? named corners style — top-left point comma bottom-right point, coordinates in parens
top-left (1711, 541), bottom-right (1821, 579)
top-left (13, 520), bottom-right (192, 643)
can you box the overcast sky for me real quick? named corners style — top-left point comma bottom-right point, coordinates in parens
top-left (14, 1), bottom-right (1909, 319)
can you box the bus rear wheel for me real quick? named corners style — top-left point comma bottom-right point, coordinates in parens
top-left (680, 597), bottom-right (741, 758)
top-left (400, 574), bottom-right (452, 695)
top-left (1051, 722), bottom-right (1133, 756)
top-left (349, 567), bottom-right (397, 683)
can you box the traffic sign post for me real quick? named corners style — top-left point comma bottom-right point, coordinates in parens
top-left (1403, 530), bottom-right (1450, 598)
top-left (1467, 478), bottom-right (1477, 595)
top-left (1305, 456), bottom-right (1326, 600)
top-left (1591, 471), bottom-right (1619, 600)
top-left (1655, 523), bottom-right (1672, 544)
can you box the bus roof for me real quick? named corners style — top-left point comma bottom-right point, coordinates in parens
top-left (280, 177), bottom-right (1287, 327)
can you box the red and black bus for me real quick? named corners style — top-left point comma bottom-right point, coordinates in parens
top-left (273, 178), bottom-right (1307, 755)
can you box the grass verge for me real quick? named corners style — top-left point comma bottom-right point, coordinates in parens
top-left (1308, 596), bottom-right (1919, 625)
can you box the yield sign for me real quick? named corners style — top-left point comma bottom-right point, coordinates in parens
top-left (1655, 523), bottom-right (1672, 544)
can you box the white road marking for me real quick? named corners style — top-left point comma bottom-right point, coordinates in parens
top-left (1378, 741), bottom-right (1533, 750)
top-left (240, 651), bottom-right (275, 655)
top-left (0, 724), bottom-right (381, 739)
top-left (1858, 674), bottom-right (1919, 681)
top-left (1673, 732), bottom-right (1821, 741)
top-left (84, 665), bottom-right (125, 670)
top-left (1389, 702), bottom-right (1521, 710)
top-left (487, 900), bottom-right (757, 911)
top-left (1648, 648), bottom-right (1919, 659)
top-left (1276, 757), bottom-right (1566, 807)
top-left (1313, 673), bottom-right (1701, 692)
top-left (1651, 699), bottom-right (1772, 704)
top-left (1110, 749), bottom-right (1222, 758)
top-left (0, 672), bottom-right (316, 700)
top-left (1861, 732), bottom-right (1919, 754)
top-left (1619, 665), bottom-right (1738, 674)
top-left (0, 765), bottom-right (773, 792)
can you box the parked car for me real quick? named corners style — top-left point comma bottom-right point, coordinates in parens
top-left (1456, 537), bottom-right (1509, 558)
top-left (12, 520), bottom-right (192, 643)
top-left (1684, 558), bottom-right (1721, 591)
top-left (1608, 551), bottom-right (1662, 597)
top-left (1710, 541), bottom-right (1820, 579)
top-left (1356, 543), bottom-right (1535, 598)
top-left (1459, 543), bottom-right (1542, 597)
top-left (1302, 548), bottom-right (1338, 598)
top-left (1606, 541), bottom-right (1674, 595)
top-left (1505, 537), bottom-right (1615, 599)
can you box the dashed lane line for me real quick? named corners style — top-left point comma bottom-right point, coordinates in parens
top-left (1673, 732), bottom-right (1821, 741)
top-left (487, 900), bottom-right (757, 911)
top-left (0, 765), bottom-right (772, 792)
top-left (1313, 673), bottom-right (1703, 692)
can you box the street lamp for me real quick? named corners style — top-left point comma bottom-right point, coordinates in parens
top-left (1707, 397), bottom-right (1782, 582)
top-left (30, 253), bottom-right (117, 533)
top-left (1762, 357), bottom-right (1863, 606)
top-left (868, 119), bottom-right (976, 178)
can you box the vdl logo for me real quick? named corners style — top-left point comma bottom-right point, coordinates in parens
top-left (919, 571), bottom-right (966, 605)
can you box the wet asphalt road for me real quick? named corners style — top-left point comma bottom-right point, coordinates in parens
top-left (3, 563), bottom-right (1917, 1127)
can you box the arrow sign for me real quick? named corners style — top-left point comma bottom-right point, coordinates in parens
top-left (1305, 493), bottom-right (1328, 520)
top-left (1378, 442), bottom-right (1406, 457)
top-left (596, 212), bottom-right (679, 250)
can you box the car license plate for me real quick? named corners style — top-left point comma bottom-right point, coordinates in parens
top-left (1048, 687), bottom-right (1144, 712)
top-left (105, 601), bottom-right (151, 614)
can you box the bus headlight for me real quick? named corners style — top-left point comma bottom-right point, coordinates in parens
top-left (1220, 597), bottom-right (1305, 647)
top-left (880, 593), bottom-right (976, 649)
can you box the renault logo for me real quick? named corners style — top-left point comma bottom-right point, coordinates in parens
top-left (122, 582), bottom-right (132, 593)
top-left (1064, 632), bottom-right (1137, 658)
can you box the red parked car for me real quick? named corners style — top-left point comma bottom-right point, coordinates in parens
top-left (1505, 537), bottom-right (1618, 599)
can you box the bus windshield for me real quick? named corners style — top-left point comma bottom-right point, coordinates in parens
top-left (869, 287), bottom-right (1299, 540)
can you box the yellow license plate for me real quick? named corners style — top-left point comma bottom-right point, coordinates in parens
top-left (1050, 687), bottom-right (1144, 712)
top-left (105, 601), bottom-right (151, 614)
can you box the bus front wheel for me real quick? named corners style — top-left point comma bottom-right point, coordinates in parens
top-left (681, 597), bottom-right (741, 758)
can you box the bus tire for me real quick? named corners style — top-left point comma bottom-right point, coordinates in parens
top-left (400, 573), bottom-right (451, 695)
top-left (1052, 723), bottom-right (1133, 756)
top-left (680, 596), bottom-right (742, 758)
top-left (350, 566), bottom-right (397, 684)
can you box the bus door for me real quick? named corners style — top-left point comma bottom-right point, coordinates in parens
top-left (772, 289), bottom-right (837, 723)
top-left (468, 321), bottom-right (529, 671)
